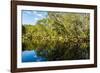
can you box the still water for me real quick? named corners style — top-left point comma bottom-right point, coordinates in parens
top-left (22, 50), bottom-right (47, 62)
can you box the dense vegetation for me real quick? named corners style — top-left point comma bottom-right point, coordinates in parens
top-left (22, 12), bottom-right (90, 61)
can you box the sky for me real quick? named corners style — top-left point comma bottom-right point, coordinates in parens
top-left (22, 10), bottom-right (48, 25)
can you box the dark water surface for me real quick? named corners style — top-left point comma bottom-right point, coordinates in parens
top-left (22, 50), bottom-right (47, 62)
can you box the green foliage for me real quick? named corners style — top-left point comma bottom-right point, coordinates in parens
top-left (22, 12), bottom-right (90, 60)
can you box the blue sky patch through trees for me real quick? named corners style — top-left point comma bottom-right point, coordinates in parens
top-left (22, 10), bottom-right (48, 25)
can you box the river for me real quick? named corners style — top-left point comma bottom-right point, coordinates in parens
top-left (22, 50), bottom-right (47, 62)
